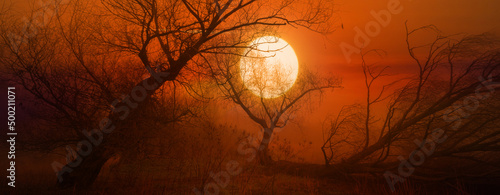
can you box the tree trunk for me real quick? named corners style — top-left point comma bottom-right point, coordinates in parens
top-left (258, 128), bottom-right (274, 165)
top-left (56, 73), bottom-right (174, 189)
top-left (57, 144), bottom-right (112, 189)
top-left (344, 136), bottom-right (389, 164)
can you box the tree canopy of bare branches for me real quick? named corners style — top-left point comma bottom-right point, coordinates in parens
top-left (206, 44), bottom-right (341, 164)
top-left (322, 24), bottom-right (500, 181)
top-left (1, 0), bottom-right (336, 189)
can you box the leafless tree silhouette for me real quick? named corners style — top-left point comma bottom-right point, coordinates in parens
top-left (1, 0), bottom-right (335, 189)
top-left (322, 24), bottom-right (500, 180)
top-left (206, 44), bottom-right (341, 164)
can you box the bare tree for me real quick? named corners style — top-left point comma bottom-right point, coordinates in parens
top-left (322, 24), bottom-right (500, 178)
top-left (321, 105), bottom-right (363, 166)
top-left (206, 43), bottom-right (341, 164)
top-left (1, 0), bottom-right (335, 189)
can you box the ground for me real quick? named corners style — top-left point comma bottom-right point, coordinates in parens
top-left (2, 151), bottom-right (498, 194)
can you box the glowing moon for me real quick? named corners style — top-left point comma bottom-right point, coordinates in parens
top-left (240, 36), bottom-right (299, 98)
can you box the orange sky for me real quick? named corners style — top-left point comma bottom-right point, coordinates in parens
top-left (269, 0), bottom-right (500, 163)
top-left (7, 0), bottom-right (500, 163)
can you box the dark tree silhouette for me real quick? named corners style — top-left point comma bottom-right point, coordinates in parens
top-left (206, 45), bottom-right (340, 164)
top-left (322, 24), bottom-right (500, 180)
top-left (1, 0), bottom-right (335, 189)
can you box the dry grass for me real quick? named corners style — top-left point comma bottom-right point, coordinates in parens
top-left (4, 128), bottom-right (497, 195)
top-left (3, 161), bottom-right (494, 195)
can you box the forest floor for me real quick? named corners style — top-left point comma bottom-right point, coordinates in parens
top-left (2, 151), bottom-right (499, 194)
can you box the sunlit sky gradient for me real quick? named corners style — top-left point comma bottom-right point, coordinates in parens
top-left (7, 0), bottom-right (500, 163)
top-left (269, 0), bottom-right (500, 163)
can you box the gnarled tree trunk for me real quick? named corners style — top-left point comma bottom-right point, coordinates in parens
top-left (56, 73), bottom-right (174, 189)
top-left (57, 145), bottom-right (112, 189)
